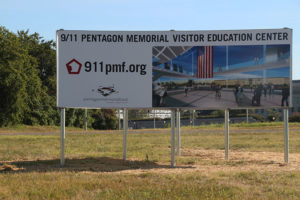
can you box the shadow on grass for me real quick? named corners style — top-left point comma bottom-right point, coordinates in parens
top-left (1, 157), bottom-right (194, 173)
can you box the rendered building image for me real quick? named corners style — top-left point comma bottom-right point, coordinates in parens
top-left (152, 45), bottom-right (291, 108)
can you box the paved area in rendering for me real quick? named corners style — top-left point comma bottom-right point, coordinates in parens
top-left (163, 88), bottom-right (284, 108)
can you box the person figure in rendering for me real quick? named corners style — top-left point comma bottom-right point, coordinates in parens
top-left (234, 84), bottom-right (243, 103)
top-left (215, 84), bottom-right (222, 98)
top-left (239, 84), bottom-right (244, 102)
top-left (184, 85), bottom-right (188, 97)
top-left (267, 83), bottom-right (272, 97)
top-left (152, 83), bottom-right (160, 106)
top-left (270, 83), bottom-right (274, 97)
top-left (234, 84), bottom-right (239, 103)
top-left (154, 82), bottom-right (167, 107)
top-left (253, 84), bottom-right (263, 106)
top-left (281, 84), bottom-right (289, 107)
top-left (263, 84), bottom-right (267, 97)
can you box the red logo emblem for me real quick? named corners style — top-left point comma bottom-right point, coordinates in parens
top-left (66, 59), bottom-right (82, 74)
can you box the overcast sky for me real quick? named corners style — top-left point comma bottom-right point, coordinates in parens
top-left (1, 0), bottom-right (299, 79)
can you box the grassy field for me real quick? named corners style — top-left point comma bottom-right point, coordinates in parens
top-left (1, 123), bottom-right (300, 199)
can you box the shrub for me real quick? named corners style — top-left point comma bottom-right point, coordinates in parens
top-left (289, 113), bottom-right (300, 122)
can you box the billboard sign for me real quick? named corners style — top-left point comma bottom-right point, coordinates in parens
top-left (57, 29), bottom-right (292, 109)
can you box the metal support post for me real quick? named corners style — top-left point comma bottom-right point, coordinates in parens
top-left (284, 108), bottom-right (289, 163)
top-left (192, 110), bottom-right (195, 127)
top-left (60, 108), bottom-right (65, 166)
top-left (171, 109), bottom-right (176, 167)
top-left (176, 109), bottom-right (181, 156)
top-left (225, 109), bottom-right (230, 161)
top-left (189, 111), bottom-right (192, 126)
top-left (123, 108), bottom-right (128, 160)
top-left (118, 109), bottom-right (121, 130)
top-left (153, 109), bottom-right (156, 129)
top-left (84, 108), bottom-right (87, 131)
top-left (246, 108), bottom-right (249, 123)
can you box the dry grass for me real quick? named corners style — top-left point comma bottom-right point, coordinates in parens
top-left (1, 124), bottom-right (300, 199)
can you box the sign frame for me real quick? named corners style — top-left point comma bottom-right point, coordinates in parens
top-left (56, 28), bottom-right (292, 109)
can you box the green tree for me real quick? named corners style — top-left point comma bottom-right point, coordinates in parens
top-left (267, 109), bottom-right (280, 121)
top-left (17, 30), bottom-right (57, 96)
top-left (0, 27), bottom-right (58, 126)
top-left (17, 30), bottom-right (59, 125)
top-left (91, 109), bottom-right (118, 130)
top-left (0, 27), bottom-right (35, 125)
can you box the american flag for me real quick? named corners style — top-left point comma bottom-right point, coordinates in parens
top-left (197, 46), bottom-right (214, 78)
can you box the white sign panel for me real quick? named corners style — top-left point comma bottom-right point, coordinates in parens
top-left (57, 30), bottom-right (153, 108)
top-left (57, 29), bottom-right (292, 109)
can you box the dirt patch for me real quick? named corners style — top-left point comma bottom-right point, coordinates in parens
top-left (0, 164), bottom-right (22, 172)
top-left (117, 149), bottom-right (300, 175)
top-left (2, 149), bottom-right (299, 175)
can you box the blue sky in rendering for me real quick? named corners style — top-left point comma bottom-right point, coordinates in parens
top-left (153, 44), bottom-right (290, 82)
top-left (1, 0), bottom-right (299, 79)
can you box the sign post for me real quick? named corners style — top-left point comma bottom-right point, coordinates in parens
top-left (60, 108), bottom-right (65, 166)
top-left (171, 109), bottom-right (176, 167)
top-left (153, 109), bottom-right (156, 129)
top-left (225, 109), bottom-right (230, 161)
top-left (123, 108), bottom-right (128, 160)
top-left (84, 108), bottom-right (87, 131)
top-left (284, 108), bottom-right (289, 163)
top-left (176, 108), bottom-right (181, 156)
top-left (118, 109), bottom-right (121, 130)
top-left (192, 110), bottom-right (195, 127)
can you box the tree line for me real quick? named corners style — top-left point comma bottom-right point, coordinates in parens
top-left (0, 26), bottom-right (118, 129)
